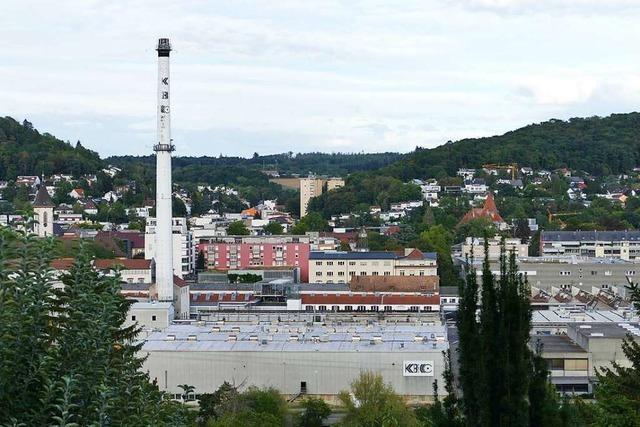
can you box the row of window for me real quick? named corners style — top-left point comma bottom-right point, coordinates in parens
top-left (558, 270), bottom-right (635, 276)
top-left (305, 305), bottom-right (433, 312)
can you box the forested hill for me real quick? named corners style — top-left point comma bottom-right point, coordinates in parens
top-left (107, 151), bottom-right (404, 178)
top-left (0, 117), bottom-right (103, 180)
top-left (383, 113), bottom-right (640, 180)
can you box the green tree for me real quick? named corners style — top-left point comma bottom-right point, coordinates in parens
top-left (263, 222), bottom-right (284, 235)
top-left (296, 397), bottom-right (331, 427)
top-left (418, 225), bottom-right (459, 287)
top-left (593, 282), bottom-right (640, 426)
top-left (0, 231), bottom-right (193, 425)
top-left (227, 220), bottom-right (250, 235)
top-left (196, 250), bottom-right (206, 271)
top-left (291, 212), bottom-right (328, 234)
top-left (338, 371), bottom-right (419, 427)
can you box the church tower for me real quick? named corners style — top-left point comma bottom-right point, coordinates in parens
top-left (33, 185), bottom-right (54, 237)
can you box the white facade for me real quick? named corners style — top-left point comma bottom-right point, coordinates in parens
top-left (309, 250), bottom-right (438, 284)
top-left (33, 206), bottom-right (53, 237)
top-left (461, 236), bottom-right (529, 261)
top-left (146, 217), bottom-right (195, 279)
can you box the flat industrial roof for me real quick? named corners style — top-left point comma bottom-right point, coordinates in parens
top-left (531, 309), bottom-right (637, 324)
top-left (530, 334), bottom-right (586, 354)
top-left (573, 322), bottom-right (640, 340)
top-left (141, 323), bottom-right (448, 353)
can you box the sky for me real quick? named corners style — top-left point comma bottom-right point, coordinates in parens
top-left (2, 0), bottom-right (640, 158)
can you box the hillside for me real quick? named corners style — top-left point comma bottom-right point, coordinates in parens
top-left (0, 117), bottom-right (104, 180)
top-left (383, 113), bottom-right (640, 180)
top-left (107, 151), bottom-right (404, 179)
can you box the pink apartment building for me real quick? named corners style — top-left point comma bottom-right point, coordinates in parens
top-left (198, 236), bottom-right (311, 282)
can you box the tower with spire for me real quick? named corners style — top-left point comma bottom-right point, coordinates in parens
top-left (32, 185), bottom-right (54, 237)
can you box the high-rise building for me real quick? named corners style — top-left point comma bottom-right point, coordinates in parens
top-left (145, 217), bottom-right (195, 279)
top-left (153, 38), bottom-right (175, 301)
top-left (299, 177), bottom-right (344, 217)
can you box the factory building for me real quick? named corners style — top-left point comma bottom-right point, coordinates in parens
top-left (540, 230), bottom-right (640, 260)
top-left (140, 321), bottom-right (448, 403)
top-left (530, 308), bottom-right (640, 393)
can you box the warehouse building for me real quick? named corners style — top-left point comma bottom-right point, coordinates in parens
top-left (540, 230), bottom-right (640, 260)
top-left (140, 321), bottom-right (447, 404)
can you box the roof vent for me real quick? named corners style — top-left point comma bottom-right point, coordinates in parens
top-left (352, 335), bottom-right (361, 342)
top-left (165, 334), bottom-right (176, 341)
top-left (211, 326), bottom-right (220, 332)
top-left (590, 332), bottom-right (604, 337)
top-left (187, 334), bottom-right (197, 341)
top-left (289, 334), bottom-right (299, 341)
top-left (227, 334), bottom-right (237, 341)
top-left (414, 336), bottom-right (424, 342)
top-left (249, 335), bottom-right (258, 341)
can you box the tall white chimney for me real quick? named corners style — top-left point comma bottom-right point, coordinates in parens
top-left (154, 38), bottom-right (174, 302)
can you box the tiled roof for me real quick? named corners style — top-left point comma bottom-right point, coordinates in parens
top-left (94, 258), bottom-right (151, 270)
top-left (349, 275), bottom-right (439, 292)
top-left (310, 251), bottom-right (397, 260)
top-left (33, 186), bottom-right (55, 208)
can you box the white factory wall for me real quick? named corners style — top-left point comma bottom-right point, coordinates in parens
top-left (142, 348), bottom-right (445, 403)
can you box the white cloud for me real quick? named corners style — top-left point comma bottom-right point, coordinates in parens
top-left (0, 0), bottom-right (639, 157)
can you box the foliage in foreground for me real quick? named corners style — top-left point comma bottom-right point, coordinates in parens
top-left (0, 230), bottom-right (192, 426)
top-left (338, 371), bottom-right (419, 427)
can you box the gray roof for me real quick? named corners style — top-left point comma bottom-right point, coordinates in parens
top-left (298, 283), bottom-right (350, 292)
top-left (140, 323), bottom-right (448, 353)
top-left (530, 334), bottom-right (585, 354)
top-left (439, 286), bottom-right (459, 296)
top-left (572, 322), bottom-right (640, 340)
top-left (541, 230), bottom-right (640, 242)
top-left (309, 251), bottom-right (437, 261)
top-left (33, 186), bottom-right (54, 208)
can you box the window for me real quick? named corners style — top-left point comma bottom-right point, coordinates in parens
top-left (400, 271), bottom-right (405, 276)
top-left (326, 261), bottom-right (334, 266)
top-left (627, 270), bottom-right (636, 276)
top-left (372, 271), bottom-right (379, 276)
top-left (318, 305), bottom-right (327, 311)
top-left (384, 271), bottom-right (391, 276)
top-left (327, 272), bottom-right (334, 276)
top-left (349, 261), bottom-right (356, 266)
top-left (131, 315), bottom-right (136, 321)
top-left (315, 261), bottom-right (322, 266)
top-left (591, 271), bottom-right (597, 276)
top-left (547, 359), bottom-right (565, 370)
top-left (349, 271), bottom-right (355, 276)
top-left (338, 261), bottom-right (345, 266)
top-left (409, 306), bottom-right (419, 312)
top-left (338, 271), bottom-right (345, 276)
top-left (152, 315), bottom-right (157, 321)
top-left (315, 272), bottom-right (322, 276)
top-left (559, 271), bottom-right (571, 276)
top-left (384, 305), bottom-right (393, 311)
top-left (360, 272), bottom-right (367, 276)
top-left (565, 359), bottom-right (588, 371)
top-left (344, 305), bottom-right (353, 311)
top-left (419, 271), bottom-right (425, 276)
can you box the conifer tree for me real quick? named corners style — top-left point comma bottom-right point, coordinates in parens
top-left (0, 230), bottom-right (193, 425)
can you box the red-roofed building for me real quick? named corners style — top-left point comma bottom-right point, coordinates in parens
top-left (459, 193), bottom-right (507, 229)
top-left (94, 258), bottom-right (154, 284)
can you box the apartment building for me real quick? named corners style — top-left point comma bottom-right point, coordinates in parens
top-left (299, 177), bottom-right (345, 217)
top-left (540, 231), bottom-right (640, 260)
top-left (145, 217), bottom-right (196, 278)
top-left (461, 235), bottom-right (528, 260)
top-left (309, 249), bottom-right (437, 283)
top-left (199, 235), bottom-right (311, 282)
